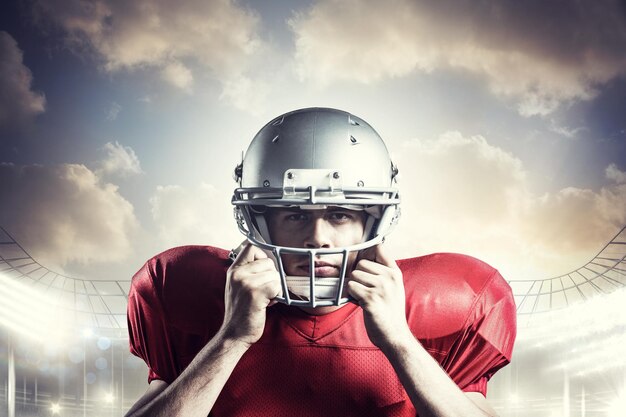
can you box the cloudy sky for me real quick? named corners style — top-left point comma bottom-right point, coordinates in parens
top-left (1, 0), bottom-right (625, 283)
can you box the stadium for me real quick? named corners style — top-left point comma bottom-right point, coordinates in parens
top-left (0, 225), bottom-right (624, 417)
top-left (1, 1), bottom-right (625, 415)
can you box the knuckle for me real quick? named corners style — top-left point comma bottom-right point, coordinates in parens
top-left (358, 259), bottom-right (373, 268)
top-left (239, 279), bottom-right (251, 291)
top-left (231, 274), bottom-right (254, 292)
top-left (228, 270), bottom-right (242, 285)
top-left (271, 281), bottom-right (282, 296)
top-left (370, 288), bottom-right (382, 300)
top-left (260, 258), bottom-right (274, 268)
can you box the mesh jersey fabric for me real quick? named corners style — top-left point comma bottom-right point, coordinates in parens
top-left (127, 245), bottom-right (517, 416)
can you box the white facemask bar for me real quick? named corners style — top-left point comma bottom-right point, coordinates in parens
top-left (249, 233), bottom-right (387, 307)
top-left (233, 186), bottom-right (400, 207)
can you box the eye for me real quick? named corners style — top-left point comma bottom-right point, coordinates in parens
top-left (327, 211), bottom-right (353, 222)
top-left (286, 213), bottom-right (308, 222)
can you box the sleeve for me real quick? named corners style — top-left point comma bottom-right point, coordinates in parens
top-left (443, 270), bottom-right (517, 395)
top-left (127, 261), bottom-right (179, 384)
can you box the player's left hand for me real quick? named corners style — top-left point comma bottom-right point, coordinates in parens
top-left (348, 244), bottom-right (411, 350)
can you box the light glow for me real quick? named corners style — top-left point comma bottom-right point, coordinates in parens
top-left (0, 272), bottom-right (72, 344)
top-left (607, 391), bottom-right (626, 417)
top-left (50, 402), bottom-right (61, 414)
top-left (519, 287), bottom-right (626, 343)
top-left (517, 287), bottom-right (626, 375)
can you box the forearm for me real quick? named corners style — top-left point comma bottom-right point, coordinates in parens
top-left (127, 331), bottom-right (249, 417)
top-left (380, 328), bottom-right (492, 417)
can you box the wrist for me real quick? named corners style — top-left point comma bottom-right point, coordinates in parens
top-left (377, 325), bottom-right (416, 356)
top-left (215, 326), bottom-right (257, 351)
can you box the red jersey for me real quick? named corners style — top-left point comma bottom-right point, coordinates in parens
top-left (127, 245), bottom-right (516, 416)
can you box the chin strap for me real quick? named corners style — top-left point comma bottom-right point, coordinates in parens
top-left (285, 276), bottom-right (349, 301)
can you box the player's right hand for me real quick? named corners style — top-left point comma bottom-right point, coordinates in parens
top-left (220, 243), bottom-right (281, 347)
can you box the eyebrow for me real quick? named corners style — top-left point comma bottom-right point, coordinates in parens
top-left (270, 206), bottom-right (357, 214)
top-left (269, 207), bottom-right (303, 213)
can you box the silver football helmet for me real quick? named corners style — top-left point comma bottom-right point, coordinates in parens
top-left (232, 107), bottom-right (400, 307)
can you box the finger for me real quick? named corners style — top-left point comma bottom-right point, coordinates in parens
top-left (253, 271), bottom-right (282, 300)
top-left (354, 258), bottom-right (388, 275)
top-left (349, 269), bottom-right (378, 288)
top-left (232, 240), bottom-right (248, 258)
top-left (233, 243), bottom-right (268, 266)
top-left (372, 244), bottom-right (398, 269)
top-left (239, 258), bottom-right (276, 274)
top-left (229, 269), bottom-right (280, 301)
top-left (347, 280), bottom-right (371, 304)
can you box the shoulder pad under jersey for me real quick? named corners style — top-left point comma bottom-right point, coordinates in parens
top-left (398, 252), bottom-right (504, 338)
top-left (134, 245), bottom-right (231, 332)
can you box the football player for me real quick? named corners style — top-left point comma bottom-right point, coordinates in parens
top-left (125, 108), bottom-right (516, 417)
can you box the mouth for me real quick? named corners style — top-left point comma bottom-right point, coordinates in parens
top-left (297, 261), bottom-right (340, 277)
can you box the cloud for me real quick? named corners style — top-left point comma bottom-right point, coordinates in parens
top-left (388, 131), bottom-right (626, 281)
top-left (219, 74), bottom-right (270, 116)
top-left (0, 163), bottom-right (139, 266)
top-left (161, 61), bottom-right (193, 92)
top-left (106, 101), bottom-right (122, 121)
top-left (548, 120), bottom-right (587, 139)
top-left (522, 185), bottom-right (626, 255)
top-left (606, 163), bottom-right (626, 184)
top-left (97, 141), bottom-right (143, 178)
top-left (289, 0), bottom-right (626, 116)
top-left (0, 31), bottom-right (46, 127)
top-left (33, 0), bottom-right (261, 89)
top-left (150, 183), bottom-right (241, 249)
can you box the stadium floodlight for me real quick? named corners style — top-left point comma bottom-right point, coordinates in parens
top-left (50, 403), bottom-right (61, 414)
top-left (0, 272), bottom-right (72, 345)
top-left (104, 392), bottom-right (114, 403)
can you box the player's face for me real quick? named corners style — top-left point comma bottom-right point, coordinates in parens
top-left (266, 207), bottom-right (366, 310)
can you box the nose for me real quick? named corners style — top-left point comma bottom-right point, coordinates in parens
top-left (303, 217), bottom-right (333, 249)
